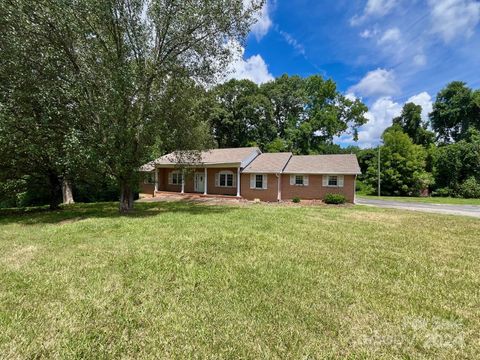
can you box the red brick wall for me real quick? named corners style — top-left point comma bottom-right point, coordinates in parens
top-left (281, 174), bottom-right (356, 203)
top-left (156, 167), bottom-right (240, 195)
top-left (207, 168), bottom-right (238, 195)
top-left (240, 173), bottom-right (279, 202)
top-left (139, 182), bottom-right (155, 196)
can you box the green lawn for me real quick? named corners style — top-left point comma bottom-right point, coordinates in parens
top-left (1, 202), bottom-right (479, 358)
top-left (358, 194), bottom-right (480, 206)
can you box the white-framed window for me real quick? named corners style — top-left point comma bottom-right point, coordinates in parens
top-left (328, 176), bottom-right (338, 186)
top-left (144, 172), bottom-right (155, 184)
top-left (323, 175), bottom-right (344, 188)
top-left (290, 175), bottom-right (309, 186)
top-left (168, 171), bottom-right (183, 185)
top-left (249, 174), bottom-right (267, 189)
top-left (215, 170), bottom-right (236, 188)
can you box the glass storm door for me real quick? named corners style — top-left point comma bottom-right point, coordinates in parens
top-left (194, 173), bottom-right (205, 193)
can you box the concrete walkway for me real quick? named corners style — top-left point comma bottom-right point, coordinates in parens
top-left (356, 198), bottom-right (480, 218)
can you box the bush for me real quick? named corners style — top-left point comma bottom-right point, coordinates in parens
top-left (431, 187), bottom-right (452, 197)
top-left (292, 197), bottom-right (301, 203)
top-left (459, 177), bottom-right (480, 199)
top-left (324, 193), bottom-right (346, 204)
top-left (356, 180), bottom-right (375, 195)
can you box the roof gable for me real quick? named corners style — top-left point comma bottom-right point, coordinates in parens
top-left (283, 154), bottom-right (361, 175)
top-left (242, 153), bottom-right (292, 173)
top-left (152, 147), bottom-right (261, 166)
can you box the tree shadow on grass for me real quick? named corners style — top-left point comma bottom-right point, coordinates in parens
top-left (0, 200), bottom-right (237, 226)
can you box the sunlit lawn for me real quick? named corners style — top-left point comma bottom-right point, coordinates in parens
top-left (1, 201), bottom-right (479, 358)
top-left (358, 194), bottom-right (480, 206)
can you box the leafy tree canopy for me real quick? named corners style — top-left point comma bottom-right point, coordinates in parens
top-left (392, 102), bottom-right (435, 147)
top-left (207, 75), bottom-right (368, 154)
top-left (366, 128), bottom-right (433, 196)
top-left (430, 81), bottom-right (480, 143)
top-left (433, 127), bottom-right (480, 193)
top-left (1, 0), bottom-right (263, 212)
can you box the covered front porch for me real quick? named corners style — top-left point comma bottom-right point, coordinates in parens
top-left (153, 166), bottom-right (242, 197)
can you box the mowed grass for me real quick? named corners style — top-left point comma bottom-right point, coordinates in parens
top-left (0, 202), bottom-right (479, 359)
top-left (358, 194), bottom-right (480, 206)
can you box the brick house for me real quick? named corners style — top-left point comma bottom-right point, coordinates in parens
top-left (139, 147), bottom-right (361, 203)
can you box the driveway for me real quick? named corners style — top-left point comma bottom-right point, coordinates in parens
top-left (356, 198), bottom-right (480, 218)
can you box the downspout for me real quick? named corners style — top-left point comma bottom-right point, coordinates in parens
top-left (354, 174), bottom-right (357, 204)
top-left (278, 154), bottom-right (293, 202)
top-left (276, 173), bottom-right (281, 202)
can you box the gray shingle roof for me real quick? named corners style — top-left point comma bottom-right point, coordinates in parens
top-left (283, 154), bottom-right (361, 174)
top-left (242, 153), bottom-right (292, 173)
top-left (140, 147), bottom-right (361, 175)
top-left (139, 161), bottom-right (155, 172)
top-left (152, 147), bottom-right (260, 166)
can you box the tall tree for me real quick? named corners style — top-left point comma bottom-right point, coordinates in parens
top-left (433, 128), bottom-right (480, 194)
top-left (208, 79), bottom-right (275, 149)
top-left (293, 75), bottom-right (368, 154)
top-left (260, 74), bottom-right (306, 138)
top-left (392, 102), bottom-right (435, 147)
top-left (430, 81), bottom-right (480, 143)
top-left (366, 128), bottom-right (433, 196)
top-left (0, 6), bottom-right (86, 209)
top-left (2, 0), bottom-right (263, 212)
top-left (208, 75), bottom-right (368, 154)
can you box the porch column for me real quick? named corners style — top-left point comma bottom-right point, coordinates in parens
top-left (154, 168), bottom-right (159, 192)
top-left (204, 167), bottom-right (208, 195)
top-left (181, 170), bottom-right (185, 194)
top-left (236, 167), bottom-right (241, 197)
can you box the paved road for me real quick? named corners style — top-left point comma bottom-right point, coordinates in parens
top-left (356, 198), bottom-right (480, 218)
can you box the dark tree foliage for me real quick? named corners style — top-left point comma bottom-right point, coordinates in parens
top-left (0, 0), bottom-right (263, 212)
top-left (430, 81), bottom-right (480, 143)
top-left (0, 7), bottom-right (86, 209)
top-left (207, 79), bottom-right (275, 149)
top-left (365, 128), bottom-right (432, 196)
top-left (392, 102), bottom-right (435, 147)
top-left (433, 128), bottom-right (480, 195)
top-left (207, 76), bottom-right (368, 154)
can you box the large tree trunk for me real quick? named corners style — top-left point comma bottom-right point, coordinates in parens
top-left (119, 182), bottom-right (134, 213)
top-left (62, 179), bottom-right (75, 205)
top-left (48, 174), bottom-right (62, 210)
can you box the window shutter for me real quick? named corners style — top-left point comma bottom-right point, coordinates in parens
top-left (338, 175), bottom-right (344, 187)
top-left (168, 172), bottom-right (173, 185)
top-left (263, 174), bottom-right (268, 189)
top-left (215, 173), bottom-right (219, 187)
top-left (250, 174), bottom-right (255, 189)
top-left (232, 172), bottom-right (236, 187)
top-left (304, 175), bottom-right (309, 186)
top-left (290, 175), bottom-right (295, 185)
top-left (322, 175), bottom-right (328, 187)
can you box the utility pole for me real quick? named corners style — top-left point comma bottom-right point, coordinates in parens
top-left (377, 146), bottom-right (381, 197)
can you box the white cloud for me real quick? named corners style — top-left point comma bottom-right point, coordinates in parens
top-left (350, 0), bottom-right (398, 25)
top-left (225, 43), bottom-right (274, 84)
top-left (355, 96), bottom-right (403, 147)
top-left (278, 30), bottom-right (305, 55)
top-left (378, 27), bottom-right (401, 44)
top-left (345, 93), bottom-right (357, 101)
top-left (407, 91), bottom-right (433, 121)
top-left (413, 53), bottom-right (427, 66)
top-left (349, 68), bottom-right (399, 98)
top-left (359, 28), bottom-right (379, 38)
top-left (338, 91), bottom-right (433, 148)
top-left (428, 0), bottom-right (480, 42)
top-left (365, 0), bottom-right (398, 16)
top-left (246, 0), bottom-right (273, 40)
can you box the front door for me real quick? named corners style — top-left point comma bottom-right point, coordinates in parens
top-left (194, 173), bottom-right (205, 193)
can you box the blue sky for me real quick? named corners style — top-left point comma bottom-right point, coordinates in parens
top-left (227, 0), bottom-right (480, 147)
